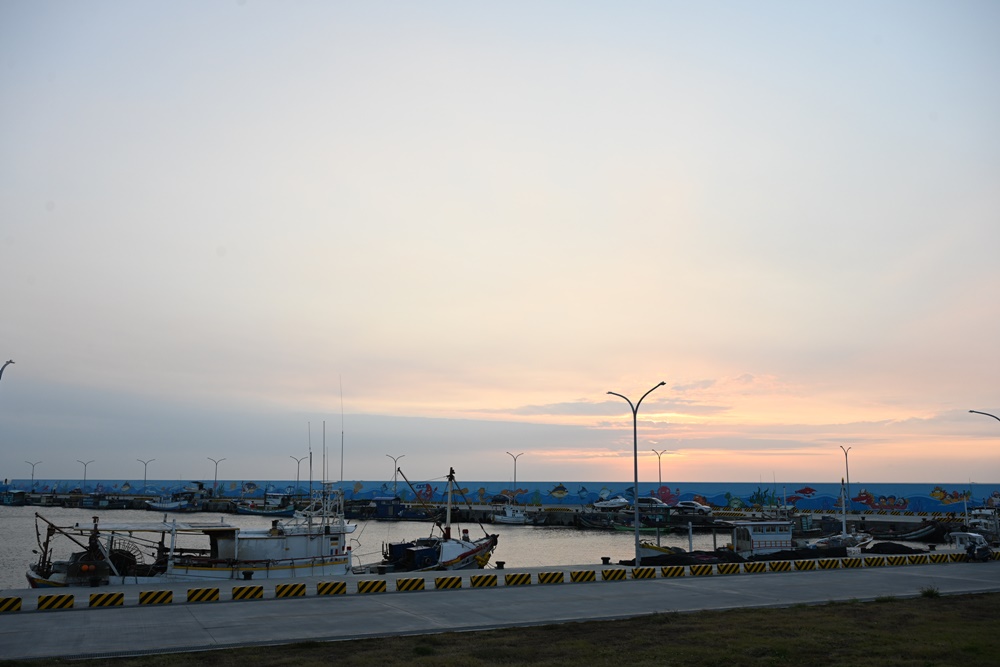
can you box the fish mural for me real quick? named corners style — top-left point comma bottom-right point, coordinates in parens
top-left (548, 483), bottom-right (569, 501)
top-left (796, 486), bottom-right (817, 496)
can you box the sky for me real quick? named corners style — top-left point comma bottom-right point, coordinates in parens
top-left (2, 1), bottom-right (999, 487)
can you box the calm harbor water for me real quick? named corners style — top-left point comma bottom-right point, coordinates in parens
top-left (0, 505), bottom-right (723, 591)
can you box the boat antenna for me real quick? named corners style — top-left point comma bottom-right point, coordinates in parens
top-left (307, 421), bottom-right (313, 500)
top-left (339, 375), bottom-right (345, 483)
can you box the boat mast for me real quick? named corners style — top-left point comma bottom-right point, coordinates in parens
top-left (444, 467), bottom-right (455, 539)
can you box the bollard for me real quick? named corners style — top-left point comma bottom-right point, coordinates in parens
top-left (242, 571), bottom-right (254, 580)
top-left (496, 561), bottom-right (505, 569)
top-left (601, 556), bottom-right (611, 565)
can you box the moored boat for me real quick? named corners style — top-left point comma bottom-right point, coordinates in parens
top-left (376, 468), bottom-right (498, 572)
top-left (26, 484), bottom-right (357, 588)
top-left (146, 482), bottom-right (212, 513)
top-left (234, 492), bottom-right (296, 517)
top-left (491, 497), bottom-right (530, 525)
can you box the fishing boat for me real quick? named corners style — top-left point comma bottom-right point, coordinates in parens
top-left (492, 500), bottom-right (529, 525)
top-left (730, 519), bottom-right (795, 558)
top-left (868, 519), bottom-right (944, 542)
top-left (592, 495), bottom-right (630, 511)
top-left (376, 468), bottom-right (498, 572)
top-left (26, 485), bottom-right (357, 588)
top-left (145, 482), bottom-right (212, 513)
top-left (233, 492), bottom-right (296, 517)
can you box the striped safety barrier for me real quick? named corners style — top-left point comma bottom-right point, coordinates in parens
top-left (886, 556), bottom-right (907, 567)
top-left (768, 561), bottom-right (791, 573)
top-left (275, 583), bottom-right (306, 598)
top-left (717, 563), bottom-right (740, 575)
top-left (538, 571), bottom-right (564, 584)
top-left (0, 597), bottom-right (22, 613)
top-left (570, 570), bottom-right (596, 583)
top-left (794, 560), bottom-right (816, 571)
top-left (139, 590), bottom-right (173, 605)
top-left (357, 580), bottom-right (387, 594)
top-left (434, 576), bottom-right (462, 590)
top-left (396, 577), bottom-right (426, 592)
top-left (817, 559), bottom-right (840, 570)
top-left (232, 585), bottom-right (263, 600)
top-left (316, 581), bottom-right (347, 596)
top-left (842, 557), bottom-right (863, 568)
top-left (690, 564), bottom-right (713, 576)
top-left (631, 567), bottom-right (656, 580)
top-left (37, 594), bottom-right (74, 611)
top-left (470, 574), bottom-right (498, 588)
top-left (187, 588), bottom-right (220, 603)
top-left (89, 592), bottom-right (124, 608)
top-left (928, 554), bottom-right (950, 564)
top-left (907, 554), bottom-right (928, 565)
top-left (504, 572), bottom-right (532, 586)
top-left (743, 562), bottom-right (767, 574)
top-left (661, 565), bottom-right (685, 577)
top-left (864, 556), bottom-right (886, 568)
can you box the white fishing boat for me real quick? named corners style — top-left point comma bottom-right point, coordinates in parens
top-left (592, 495), bottom-right (630, 511)
top-left (492, 502), bottom-right (529, 525)
top-left (26, 485), bottom-right (356, 588)
top-left (730, 519), bottom-right (796, 558)
top-left (376, 467), bottom-right (499, 572)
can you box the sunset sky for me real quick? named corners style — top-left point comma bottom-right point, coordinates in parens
top-left (2, 2), bottom-right (999, 487)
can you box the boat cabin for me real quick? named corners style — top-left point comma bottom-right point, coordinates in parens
top-left (731, 520), bottom-right (794, 558)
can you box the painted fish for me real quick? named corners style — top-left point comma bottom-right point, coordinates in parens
top-left (795, 486), bottom-right (817, 496)
top-left (549, 484), bottom-right (569, 499)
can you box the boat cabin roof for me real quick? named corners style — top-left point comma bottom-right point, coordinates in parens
top-left (69, 520), bottom-right (238, 533)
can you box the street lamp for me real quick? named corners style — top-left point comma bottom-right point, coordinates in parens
top-left (25, 461), bottom-right (41, 491)
top-left (652, 449), bottom-right (668, 492)
top-left (506, 452), bottom-right (524, 503)
top-left (385, 454), bottom-right (405, 496)
top-left (970, 410), bottom-right (1000, 423)
top-left (77, 459), bottom-right (94, 494)
top-left (290, 455), bottom-right (307, 500)
top-left (137, 459), bottom-right (155, 495)
top-left (207, 457), bottom-right (226, 495)
top-left (608, 381), bottom-right (666, 567)
top-left (839, 446), bottom-right (851, 513)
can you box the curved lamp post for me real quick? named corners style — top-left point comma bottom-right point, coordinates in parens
top-left (77, 459), bottom-right (94, 494)
top-left (970, 410), bottom-right (1000, 423)
top-left (290, 455), bottom-right (307, 499)
top-left (608, 381), bottom-right (666, 567)
top-left (386, 454), bottom-right (405, 496)
top-left (208, 457), bottom-right (226, 495)
top-left (506, 452), bottom-right (524, 503)
top-left (137, 458), bottom-right (155, 495)
top-left (839, 446), bottom-right (852, 513)
top-left (25, 460), bottom-right (41, 492)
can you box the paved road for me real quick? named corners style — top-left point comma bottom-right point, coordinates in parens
top-left (2, 562), bottom-right (999, 660)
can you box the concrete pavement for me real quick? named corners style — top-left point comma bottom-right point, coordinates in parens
top-left (2, 561), bottom-right (999, 661)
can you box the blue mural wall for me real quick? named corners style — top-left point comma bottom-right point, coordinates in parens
top-left (4, 478), bottom-right (999, 512)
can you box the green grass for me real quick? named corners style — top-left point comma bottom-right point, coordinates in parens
top-left (6, 592), bottom-right (999, 667)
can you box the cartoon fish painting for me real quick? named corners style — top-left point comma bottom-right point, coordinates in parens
top-left (795, 486), bottom-right (817, 496)
top-left (242, 482), bottom-right (258, 494)
top-left (120, 482), bottom-right (132, 492)
top-left (597, 487), bottom-right (614, 501)
top-left (549, 483), bottom-right (569, 500)
top-left (577, 486), bottom-right (589, 501)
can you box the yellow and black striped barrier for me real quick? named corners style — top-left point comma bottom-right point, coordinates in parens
top-left (907, 554), bottom-right (928, 565)
top-left (690, 564), bottom-right (713, 576)
top-left (505, 572), bottom-right (532, 586)
top-left (357, 579), bottom-right (387, 594)
top-left (187, 587), bottom-right (220, 603)
top-left (232, 585), bottom-right (264, 600)
top-left (538, 571), bottom-right (564, 584)
top-left (139, 590), bottom-right (172, 605)
top-left (396, 577), bottom-right (426, 592)
top-left (864, 556), bottom-right (886, 568)
top-left (950, 553), bottom-right (967, 563)
top-left (37, 594), bottom-right (74, 611)
top-left (89, 592), bottom-right (124, 608)
top-left (794, 560), bottom-right (816, 571)
top-left (0, 597), bottom-right (22, 613)
top-left (570, 570), bottom-right (596, 583)
top-left (886, 556), bottom-right (907, 567)
top-left (602, 569), bottom-right (626, 581)
top-left (274, 582), bottom-right (306, 598)
top-left (661, 565), bottom-right (685, 577)
top-left (817, 559), bottom-right (840, 569)
top-left (743, 562), bottom-right (767, 574)
top-left (471, 574), bottom-right (498, 588)
top-left (316, 581), bottom-right (347, 596)
top-left (717, 563), bottom-right (740, 575)
top-left (768, 561), bottom-right (791, 573)
top-left (928, 554), bottom-right (950, 564)
top-left (631, 567), bottom-right (656, 580)
top-left (842, 557), bottom-right (863, 569)
top-left (434, 576), bottom-right (462, 590)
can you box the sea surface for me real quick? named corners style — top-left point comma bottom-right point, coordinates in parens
top-left (0, 505), bottom-right (724, 591)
